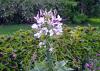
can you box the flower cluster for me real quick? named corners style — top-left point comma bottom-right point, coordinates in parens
top-left (32, 9), bottom-right (63, 38)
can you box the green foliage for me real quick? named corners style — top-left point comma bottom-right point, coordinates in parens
top-left (30, 60), bottom-right (73, 71)
top-left (35, 0), bottom-right (87, 24)
top-left (0, 0), bottom-right (100, 24)
top-left (0, 26), bottom-right (100, 71)
top-left (73, 13), bottom-right (87, 24)
top-left (0, 0), bottom-right (87, 24)
top-left (0, 0), bottom-right (36, 24)
top-left (76, 0), bottom-right (100, 17)
top-left (30, 62), bottom-right (48, 71)
top-left (55, 0), bottom-right (79, 23)
top-left (54, 60), bottom-right (73, 71)
top-left (0, 30), bottom-right (35, 71)
top-left (0, 0), bottom-right (36, 17)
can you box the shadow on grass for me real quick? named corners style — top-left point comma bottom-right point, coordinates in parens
top-left (0, 24), bottom-right (31, 35)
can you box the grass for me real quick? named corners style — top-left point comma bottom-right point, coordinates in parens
top-left (87, 18), bottom-right (100, 30)
top-left (69, 18), bottom-right (100, 29)
top-left (88, 18), bottom-right (100, 24)
top-left (88, 18), bottom-right (100, 27)
top-left (0, 18), bottom-right (100, 35)
top-left (0, 24), bottom-right (31, 35)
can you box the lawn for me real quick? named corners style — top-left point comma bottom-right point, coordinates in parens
top-left (0, 18), bottom-right (100, 35)
top-left (88, 18), bottom-right (100, 25)
top-left (0, 24), bottom-right (31, 35)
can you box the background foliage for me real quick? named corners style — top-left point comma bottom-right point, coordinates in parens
top-left (0, 0), bottom-right (100, 24)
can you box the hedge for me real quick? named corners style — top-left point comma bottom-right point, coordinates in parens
top-left (0, 26), bottom-right (100, 71)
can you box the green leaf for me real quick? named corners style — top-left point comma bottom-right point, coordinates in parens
top-left (30, 62), bottom-right (48, 71)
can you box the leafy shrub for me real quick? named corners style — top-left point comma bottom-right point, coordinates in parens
top-left (0, 0), bottom-right (87, 24)
top-left (0, 0), bottom-right (100, 24)
top-left (0, 0), bottom-right (36, 24)
top-left (0, 30), bottom-right (35, 71)
top-left (54, 26), bottom-right (100, 70)
top-left (0, 26), bottom-right (100, 71)
top-left (73, 13), bottom-right (87, 24)
top-left (76, 0), bottom-right (100, 17)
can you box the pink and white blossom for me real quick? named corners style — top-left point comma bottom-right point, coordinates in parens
top-left (32, 9), bottom-right (63, 38)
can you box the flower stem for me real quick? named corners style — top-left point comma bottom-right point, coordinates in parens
top-left (46, 36), bottom-right (54, 71)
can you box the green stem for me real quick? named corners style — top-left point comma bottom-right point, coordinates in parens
top-left (45, 36), bottom-right (54, 71)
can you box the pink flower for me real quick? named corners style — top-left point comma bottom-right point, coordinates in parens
top-left (39, 9), bottom-right (44, 17)
top-left (32, 9), bottom-right (63, 48)
top-left (32, 9), bottom-right (63, 37)
top-left (51, 15), bottom-right (62, 27)
top-left (34, 10), bottom-right (45, 24)
top-left (34, 16), bottom-right (45, 24)
top-left (96, 53), bottom-right (100, 56)
top-left (85, 63), bottom-right (93, 69)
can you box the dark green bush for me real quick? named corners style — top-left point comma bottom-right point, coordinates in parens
top-left (73, 13), bottom-right (87, 24)
top-left (0, 0), bottom-right (87, 24)
top-left (0, 26), bottom-right (100, 71)
top-left (0, 0), bottom-right (100, 24)
top-left (0, 0), bottom-right (36, 24)
top-left (76, 0), bottom-right (100, 17)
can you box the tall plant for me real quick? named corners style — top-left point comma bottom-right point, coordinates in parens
top-left (31, 9), bottom-right (63, 71)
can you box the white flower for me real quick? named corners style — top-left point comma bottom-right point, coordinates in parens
top-left (57, 15), bottom-right (62, 21)
top-left (34, 31), bottom-right (42, 38)
top-left (49, 29), bottom-right (54, 36)
top-left (53, 28), bottom-right (63, 35)
top-left (39, 40), bottom-right (46, 48)
top-left (31, 24), bottom-right (38, 29)
top-left (56, 31), bottom-right (62, 35)
top-left (39, 42), bottom-right (44, 48)
top-left (49, 47), bottom-right (54, 52)
top-left (41, 27), bottom-right (48, 35)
